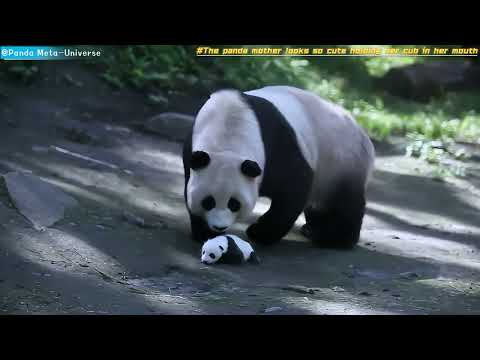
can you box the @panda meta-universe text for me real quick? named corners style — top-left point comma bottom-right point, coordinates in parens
top-left (0, 46), bottom-right (102, 60)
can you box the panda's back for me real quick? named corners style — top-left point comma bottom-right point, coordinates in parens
top-left (244, 86), bottom-right (374, 187)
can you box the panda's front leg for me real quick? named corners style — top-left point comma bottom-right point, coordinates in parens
top-left (189, 212), bottom-right (218, 243)
top-left (246, 198), bottom-right (304, 245)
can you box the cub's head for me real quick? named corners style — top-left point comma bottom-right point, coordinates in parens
top-left (201, 236), bottom-right (228, 264)
top-left (187, 150), bottom-right (262, 234)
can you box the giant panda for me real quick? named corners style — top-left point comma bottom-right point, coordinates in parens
top-left (182, 85), bottom-right (375, 248)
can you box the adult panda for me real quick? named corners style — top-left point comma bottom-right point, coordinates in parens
top-left (183, 85), bottom-right (375, 248)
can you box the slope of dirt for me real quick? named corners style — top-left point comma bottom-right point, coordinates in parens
top-left (1, 62), bottom-right (480, 314)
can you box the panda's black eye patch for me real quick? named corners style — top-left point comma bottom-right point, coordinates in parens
top-left (209, 253), bottom-right (216, 259)
top-left (201, 196), bottom-right (216, 211)
top-left (241, 160), bottom-right (262, 178)
top-left (219, 246), bottom-right (224, 251)
top-left (228, 198), bottom-right (241, 212)
top-left (191, 151), bottom-right (210, 170)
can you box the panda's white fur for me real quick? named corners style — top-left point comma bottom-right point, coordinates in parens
top-left (187, 90), bottom-right (266, 232)
top-left (201, 234), bottom-right (256, 264)
top-left (245, 86), bottom-right (375, 211)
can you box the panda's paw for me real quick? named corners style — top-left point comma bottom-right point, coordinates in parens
top-left (246, 223), bottom-right (279, 245)
top-left (247, 251), bottom-right (261, 264)
top-left (300, 224), bottom-right (313, 239)
top-left (246, 223), bottom-right (263, 241)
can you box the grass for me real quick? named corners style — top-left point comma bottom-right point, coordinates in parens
top-left (94, 45), bottom-right (480, 143)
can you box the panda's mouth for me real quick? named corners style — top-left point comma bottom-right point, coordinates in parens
top-left (212, 225), bottom-right (228, 232)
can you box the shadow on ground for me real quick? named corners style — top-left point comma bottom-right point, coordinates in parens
top-left (1, 62), bottom-right (480, 314)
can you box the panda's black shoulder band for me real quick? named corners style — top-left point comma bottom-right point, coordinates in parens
top-left (221, 236), bottom-right (245, 264)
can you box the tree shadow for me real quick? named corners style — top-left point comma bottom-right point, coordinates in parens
top-left (3, 123), bottom-right (480, 314)
top-left (366, 207), bottom-right (480, 250)
top-left (3, 154), bottom-right (480, 314)
top-left (0, 226), bottom-right (197, 314)
top-left (368, 169), bottom-right (480, 231)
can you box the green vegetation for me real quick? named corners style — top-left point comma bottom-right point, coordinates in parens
top-left (89, 45), bottom-right (480, 144)
top-left (0, 61), bottom-right (39, 83)
top-left (1, 45), bottom-right (479, 178)
top-left (91, 45), bottom-right (479, 179)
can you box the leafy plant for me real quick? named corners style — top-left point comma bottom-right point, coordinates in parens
top-left (0, 62), bottom-right (39, 83)
top-left (405, 133), bottom-right (471, 178)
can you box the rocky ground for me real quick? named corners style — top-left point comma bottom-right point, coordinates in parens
top-left (1, 62), bottom-right (479, 315)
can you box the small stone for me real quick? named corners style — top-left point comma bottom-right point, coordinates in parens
top-left (343, 272), bottom-right (355, 279)
top-left (358, 291), bottom-right (372, 297)
top-left (32, 145), bottom-right (49, 154)
top-left (281, 285), bottom-right (315, 294)
top-left (121, 211), bottom-right (158, 229)
top-left (6, 118), bottom-right (18, 128)
top-left (147, 94), bottom-right (169, 108)
top-left (64, 128), bottom-right (94, 144)
top-left (63, 74), bottom-right (84, 87)
top-left (264, 307), bottom-right (283, 313)
top-left (122, 211), bottom-right (145, 227)
top-left (392, 235), bottom-right (400, 239)
top-left (399, 272), bottom-right (419, 280)
top-left (331, 286), bottom-right (346, 292)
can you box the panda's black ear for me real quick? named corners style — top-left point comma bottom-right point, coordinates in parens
top-left (241, 160), bottom-right (262, 178)
top-left (191, 151), bottom-right (210, 170)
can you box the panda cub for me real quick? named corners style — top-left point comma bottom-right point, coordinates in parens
top-left (183, 85), bottom-right (375, 248)
top-left (201, 235), bottom-right (260, 265)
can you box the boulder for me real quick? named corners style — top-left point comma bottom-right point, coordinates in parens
top-left (378, 61), bottom-right (478, 101)
top-left (134, 112), bottom-right (194, 142)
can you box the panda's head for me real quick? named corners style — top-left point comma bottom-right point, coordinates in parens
top-left (187, 150), bottom-right (262, 234)
top-left (201, 236), bottom-right (228, 264)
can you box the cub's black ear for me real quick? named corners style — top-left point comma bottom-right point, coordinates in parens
top-left (241, 160), bottom-right (262, 178)
top-left (191, 151), bottom-right (210, 170)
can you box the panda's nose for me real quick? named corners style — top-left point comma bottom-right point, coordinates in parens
top-left (213, 226), bottom-right (227, 232)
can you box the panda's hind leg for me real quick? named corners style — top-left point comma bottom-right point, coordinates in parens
top-left (304, 179), bottom-right (366, 249)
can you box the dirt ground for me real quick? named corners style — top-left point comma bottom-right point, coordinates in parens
top-left (1, 62), bottom-right (479, 315)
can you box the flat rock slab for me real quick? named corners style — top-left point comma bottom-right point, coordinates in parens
top-left (2, 172), bottom-right (78, 230)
